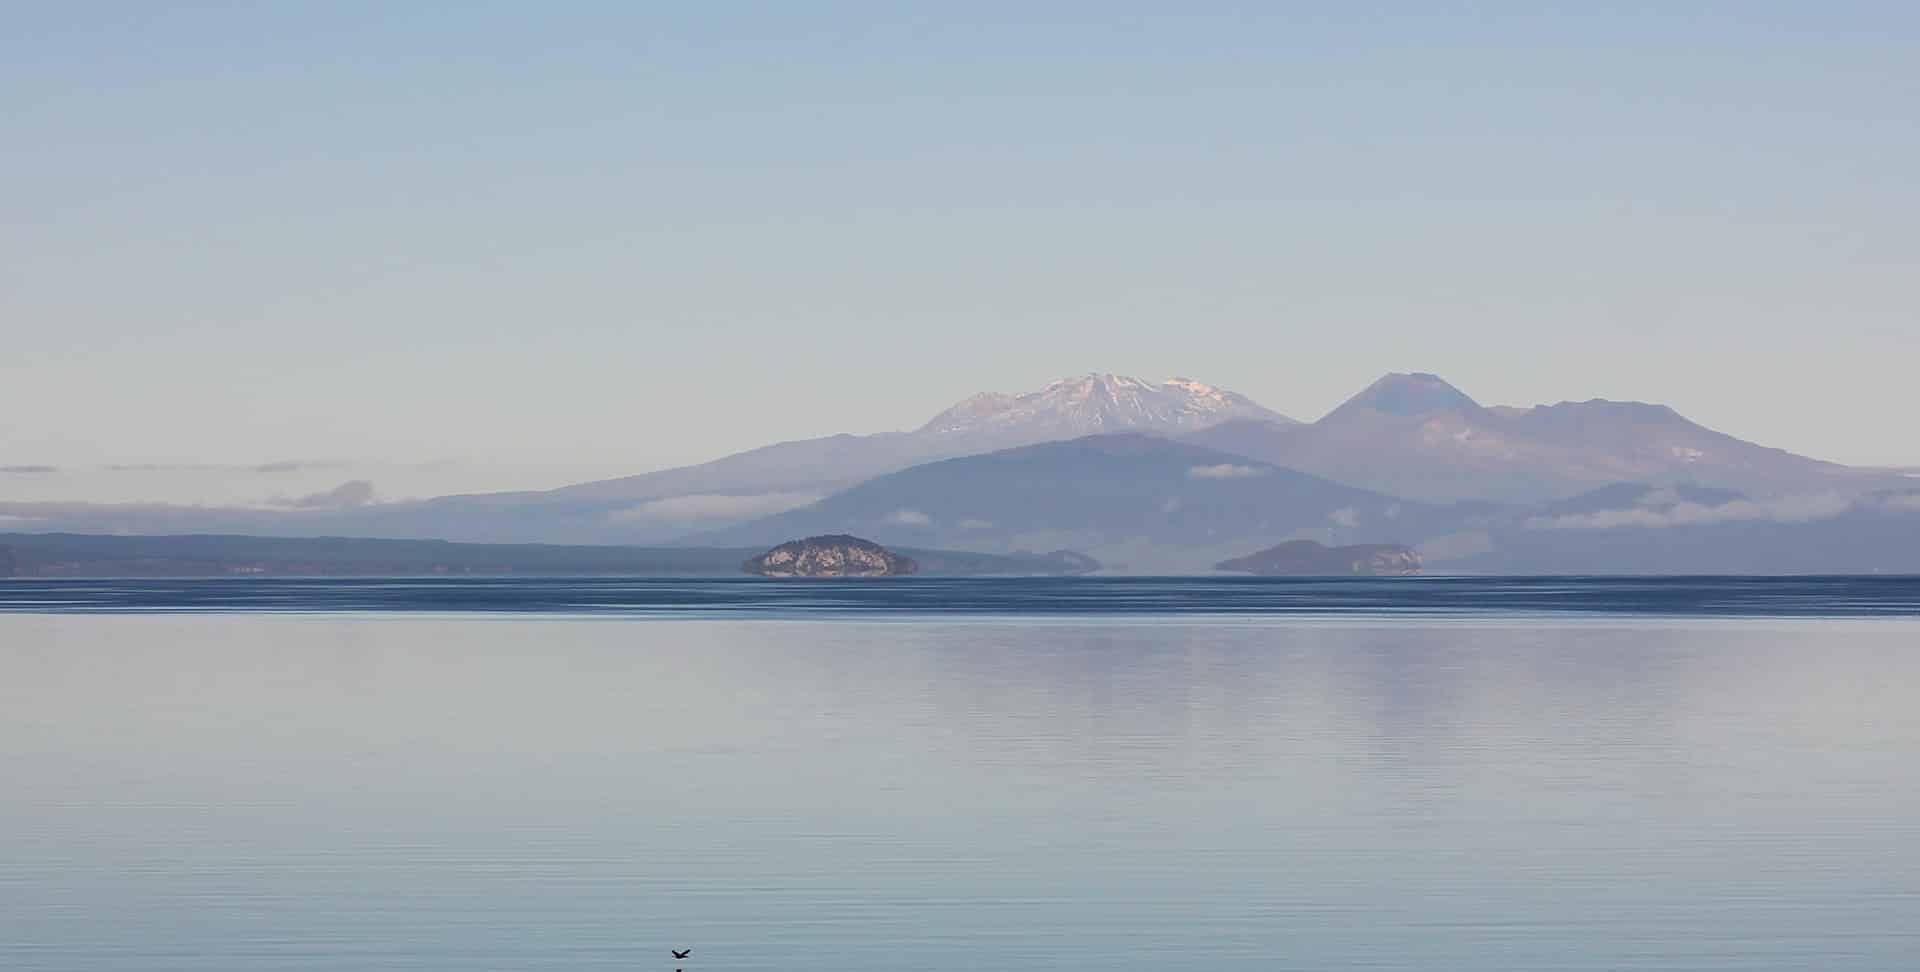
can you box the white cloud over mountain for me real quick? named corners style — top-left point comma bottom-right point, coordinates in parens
top-left (613, 492), bottom-right (822, 524)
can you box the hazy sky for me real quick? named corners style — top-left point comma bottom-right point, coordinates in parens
top-left (5, 3), bottom-right (1917, 503)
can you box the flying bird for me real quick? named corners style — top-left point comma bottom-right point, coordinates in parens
top-left (672, 949), bottom-right (691, 959)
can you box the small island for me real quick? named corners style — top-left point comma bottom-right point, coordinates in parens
top-left (743, 535), bottom-right (919, 578)
top-left (1215, 539), bottom-right (1421, 576)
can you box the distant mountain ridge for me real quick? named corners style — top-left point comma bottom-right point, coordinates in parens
top-left (5, 369), bottom-right (1905, 566)
top-left (690, 433), bottom-right (1472, 572)
top-left (448, 373), bottom-right (1295, 542)
top-left (558, 372), bottom-right (1291, 506)
top-left (0, 533), bottom-right (1096, 578)
top-left (0, 372), bottom-right (1293, 546)
top-left (1185, 372), bottom-right (1865, 503)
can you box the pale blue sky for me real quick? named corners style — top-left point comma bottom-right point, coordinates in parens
top-left (5, 3), bottom-right (1917, 501)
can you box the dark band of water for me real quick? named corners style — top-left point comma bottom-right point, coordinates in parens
top-left (3, 575), bottom-right (1918, 618)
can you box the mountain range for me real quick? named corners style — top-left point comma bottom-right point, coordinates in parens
top-left (4, 371), bottom-right (1916, 573)
top-left (688, 434), bottom-right (1463, 571)
top-left (550, 373), bottom-right (1291, 505)
top-left (1184, 372), bottom-right (1853, 503)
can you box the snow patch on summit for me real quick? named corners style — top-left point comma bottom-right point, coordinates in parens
top-left (917, 373), bottom-right (1294, 445)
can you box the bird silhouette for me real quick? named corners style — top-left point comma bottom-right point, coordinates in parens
top-left (672, 949), bottom-right (691, 959)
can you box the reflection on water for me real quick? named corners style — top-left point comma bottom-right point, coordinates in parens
top-left (3, 614), bottom-right (1918, 970)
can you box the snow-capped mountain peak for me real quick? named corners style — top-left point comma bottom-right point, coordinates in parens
top-left (916, 373), bottom-right (1295, 446)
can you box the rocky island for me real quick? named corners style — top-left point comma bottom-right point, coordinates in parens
top-left (743, 535), bottom-right (919, 578)
top-left (1216, 539), bottom-right (1421, 576)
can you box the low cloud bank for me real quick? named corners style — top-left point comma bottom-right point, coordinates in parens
top-left (612, 492), bottom-right (821, 524)
top-left (884, 509), bottom-right (933, 526)
top-left (108, 459), bottom-right (349, 474)
top-left (253, 459), bottom-right (346, 474)
top-left (1527, 492), bottom-right (1920, 530)
top-left (1188, 463), bottom-right (1265, 480)
top-left (276, 480), bottom-right (377, 510)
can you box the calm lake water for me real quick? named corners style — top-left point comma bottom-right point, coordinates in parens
top-left (3, 579), bottom-right (1919, 970)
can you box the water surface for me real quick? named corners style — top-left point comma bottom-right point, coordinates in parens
top-left (3, 580), bottom-right (1918, 969)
